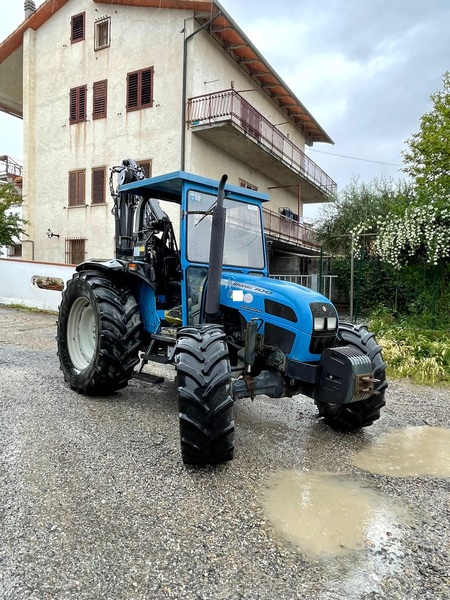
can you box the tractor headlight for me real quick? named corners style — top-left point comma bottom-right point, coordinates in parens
top-left (327, 317), bottom-right (337, 330)
top-left (314, 317), bottom-right (326, 331)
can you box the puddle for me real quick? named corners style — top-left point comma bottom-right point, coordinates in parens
top-left (261, 470), bottom-right (411, 559)
top-left (353, 426), bottom-right (450, 477)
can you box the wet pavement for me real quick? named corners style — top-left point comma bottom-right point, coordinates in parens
top-left (0, 306), bottom-right (449, 600)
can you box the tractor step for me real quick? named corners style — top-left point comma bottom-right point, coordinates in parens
top-left (151, 332), bottom-right (176, 344)
top-left (132, 371), bottom-right (165, 385)
top-left (143, 355), bottom-right (171, 365)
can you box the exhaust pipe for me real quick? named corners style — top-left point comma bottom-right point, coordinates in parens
top-left (205, 174), bottom-right (228, 323)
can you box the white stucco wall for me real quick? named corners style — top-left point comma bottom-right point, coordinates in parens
top-left (25, 0), bottom-right (190, 262)
top-left (0, 258), bottom-right (75, 311)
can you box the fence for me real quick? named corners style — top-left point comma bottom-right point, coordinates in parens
top-left (269, 274), bottom-right (338, 301)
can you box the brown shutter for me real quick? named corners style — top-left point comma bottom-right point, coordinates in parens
top-left (78, 86), bottom-right (87, 122)
top-left (69, 88), bottom-right (77, 123)
top-left (92, 168), bottom-right (105, 204)
top-left (66, 238), bottom-right (86, 264)
top-left (141, 68), bottom-right (153, 107)
top-left (93, 80), bottom-right (107, 119)
top-left (70, 86), bottom-right (87, 124)
top-left (127, 72), bottom-right (139, 110)
top-left (69, 170), bottom-right (85, 206)
top-left (138, 161), bottom-right (152, 178)
top-left (71, 13), bottom-right (85, 43)
top-left (72, 239), bottom-right (86, 264)
top-left (78, 171), bottom-right (86, 205)
top-left (69, 172), bottom-right (77, 205)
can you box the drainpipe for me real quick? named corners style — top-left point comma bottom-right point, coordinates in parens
top-left (21, 239), bottom-right (35, 260)
top-left (181, 11), bottom-right (221, 171)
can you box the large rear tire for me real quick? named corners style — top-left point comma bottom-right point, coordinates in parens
top-left (176, 325), bottom-right (234, 465)
top-left (57, 271), bottom-right (142, 395)
top-left (315, 322), bottom-right (387, 431)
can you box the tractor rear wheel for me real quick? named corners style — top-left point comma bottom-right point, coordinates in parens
top-left (176, 325), bottom-right (234, 465)
top-left (315, 322), bottom-right (387, 431)
top-left (57, 271), bottom-right (142, 395)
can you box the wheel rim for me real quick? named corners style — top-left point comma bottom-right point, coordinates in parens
top-left (67, 297), bottom-right (97, 371)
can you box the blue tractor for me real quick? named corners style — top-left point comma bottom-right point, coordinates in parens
top-left (57, 160), bottom-right (387, 465)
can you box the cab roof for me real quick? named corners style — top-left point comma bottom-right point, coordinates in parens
top-left (118, 170), bottom-right (270, 203)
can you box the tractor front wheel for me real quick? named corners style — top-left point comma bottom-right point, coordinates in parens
top-left (315, 322), bottom-right (387, 431)
top-left (176, 325), bottom-right (235, 465)
top-left (57, 271), bottom-right (142, 395)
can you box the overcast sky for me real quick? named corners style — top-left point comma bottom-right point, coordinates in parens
top-left (1, 0), bottom-right (449, 218)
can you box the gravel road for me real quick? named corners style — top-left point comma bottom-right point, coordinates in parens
top-left (0, 306), bottom-right (449, 600)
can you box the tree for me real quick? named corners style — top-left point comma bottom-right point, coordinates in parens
top-left (315, 176), bottom-right (414, 253)
top-left (0, 183), bottom-right (28, 253)
top-left (402, 71), bottom-right (450, 200)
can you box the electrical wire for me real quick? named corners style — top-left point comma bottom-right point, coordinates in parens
top-left (308, 148), bottom-right (402, 167)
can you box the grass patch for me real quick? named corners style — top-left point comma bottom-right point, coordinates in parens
top-left (1, 303), bottom-right (57, 315)
top-left (369, 312), bottom-right (450, 384)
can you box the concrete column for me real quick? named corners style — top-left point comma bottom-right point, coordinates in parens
top-left (22, 29), bottom-right (36, 261)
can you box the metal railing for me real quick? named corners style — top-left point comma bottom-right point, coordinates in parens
top-left (0, 155), bottom-right (23, 183)
top-left (263, 207), bottom-right (319, 249)
top-left (269, 273), bottom-right (338, 300)
top-left (187, 90), bottom-right (337, 198)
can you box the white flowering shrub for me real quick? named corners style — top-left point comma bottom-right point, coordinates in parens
top-left (375, 200), bottom-right (450, 268)
top-left (350, 200), bottom-right (450, 269)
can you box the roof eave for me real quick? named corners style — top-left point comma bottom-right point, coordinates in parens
top-left (208, 1), bottom-right (334, 145)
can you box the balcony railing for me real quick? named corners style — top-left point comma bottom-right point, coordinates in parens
top-left (0, 155), bottom-right (23, 187)
top-left (187, 90), bottom-right (337, 198)
top-left (263, 207), bottom-right (320, 249)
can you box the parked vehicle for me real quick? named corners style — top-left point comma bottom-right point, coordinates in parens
top-left (57, 160), bottom-right (387, 465)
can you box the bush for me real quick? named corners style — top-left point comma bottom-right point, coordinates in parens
top-left (369, 311), bottom-right (450, 384)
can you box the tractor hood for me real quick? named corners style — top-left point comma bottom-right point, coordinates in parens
top-left (220, 272), bottom-right (335, 330)
top-left (219, 271), bottom-right (338, 361)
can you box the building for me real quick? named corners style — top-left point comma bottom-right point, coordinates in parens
top-left (0, 0), bottom-right (336, 273)
top-left (0, 155), bottom-right (24, 258)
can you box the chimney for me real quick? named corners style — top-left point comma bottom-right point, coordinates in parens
top-left (24, 0), bottom-right (36, 20)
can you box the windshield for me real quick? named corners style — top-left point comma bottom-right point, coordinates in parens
top-left (186, 190), bottom-right (265, 269)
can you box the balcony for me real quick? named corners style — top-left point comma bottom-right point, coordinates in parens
top-left (187, 90), bottom-right (337, 203)
top-left (263, 207), bottom-right (320, 251)
top-left (0, 155), bottom-right (23, 187)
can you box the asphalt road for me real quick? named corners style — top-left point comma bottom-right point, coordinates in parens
top-left (0, 306), bottom-right (449, 600)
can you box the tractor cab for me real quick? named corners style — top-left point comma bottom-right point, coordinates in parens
top-left (117, 166), bottom-right (269, 330)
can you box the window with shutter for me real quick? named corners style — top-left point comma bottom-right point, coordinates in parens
top-left (137, 160), bottom-right (152, 178)
top-left (7, 244), bottom-right (22, 257)
top-left (127, 67), bottom-right (154, 112)
top-left (69, 85), bottom-right (87, 124)
top-left (94, 17), bottom-right (111, 50)
top-left (93, 80), bottom-right (107, 120)
top-left (239, 178), bottom-right (258, 191)
top-left (65, 238), bottom-right (86, 265)
top-left (71, 12), bottom-right (85, 43)
top-left (92, 168), bottom-right (106, 204)
top-left (68, 170), bottom-right (86, 206)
